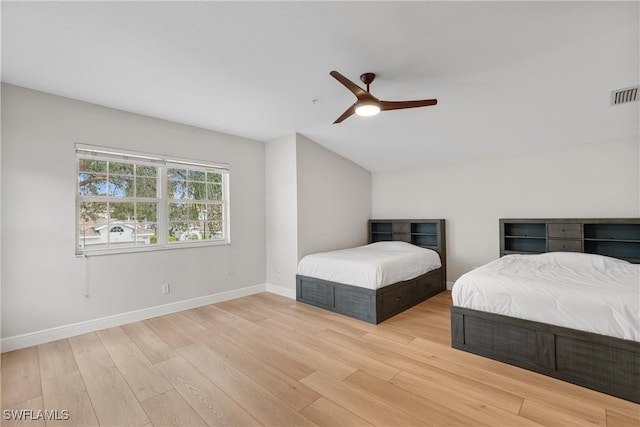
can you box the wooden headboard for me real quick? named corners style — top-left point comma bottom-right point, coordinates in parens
top-left (369, 219), bottom-right (446, 284)
top-left (500, 218), bottom-right (640, 264)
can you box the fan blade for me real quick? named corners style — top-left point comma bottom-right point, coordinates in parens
top-left (330, 71), bottom-right (368, 98)
top-left (380, 99), bottom-right (438, 111)
top-left (333, 103), bottom-right (356, 124)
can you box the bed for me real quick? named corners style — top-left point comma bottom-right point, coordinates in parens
top-left (451, 218), bottom-right (640, 403)
top-left (296, 219), bottom-right (446, 324)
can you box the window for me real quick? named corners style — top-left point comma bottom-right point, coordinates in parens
top-left (166, 166), bottom-right (225, 243)
top-left (76, 144), bottom-right (229, 255)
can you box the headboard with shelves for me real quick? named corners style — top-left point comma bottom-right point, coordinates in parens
top-left (500, 218), bottom-right (640, 263)
top-left (369, 219), bottom-right (446, 286)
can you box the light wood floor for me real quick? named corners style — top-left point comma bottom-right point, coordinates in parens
top-left (2, 291), bottom-right (639, 427)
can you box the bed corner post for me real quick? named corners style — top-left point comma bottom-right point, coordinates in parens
top-left (450, 308), bottom-right (464, 347)
top-left (438, 219), bottom-right (447, 290)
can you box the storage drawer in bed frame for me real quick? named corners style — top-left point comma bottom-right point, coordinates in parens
top-left (297, 268), bottom-right (443, 324)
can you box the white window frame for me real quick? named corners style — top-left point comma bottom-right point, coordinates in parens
top-left (76, 144), bottom-right (230, 256)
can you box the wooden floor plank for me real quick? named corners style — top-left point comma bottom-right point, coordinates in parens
top-left (214, 298), bottom-right (270, 323)
top-left (230, 294), bottom-right (329, 332)
top-left (120, 321), bottom-right (179, 364)
top-left (139, 389), bottom-right (208, 427)
top-left (259, 317), bottom-right (399, 381)
top-left (164, 312), bottom-right (207, 334)
top-left (248, 301), bottom-right (334, 335)
top-left (41, 370), bottom-right (99, 427)
top-left (286, 303), bottom-right (369, 338)
top-left (1, 396), bottom-right (45, 427)
top-left (1, 347), bottom-right (41, 407)
top-left (143, 316), bottom-right (194, 349)
top-left (193, 327), bottom-right (321, 410)
top-left (177, 344), bottom-right (318, 426)
top-left (519, 398), bottom-right (606, 427)
top-left (250, 293), bottom-right (416, 344)
top-left (299, 396), bottom-right (375, 427)
top-left (361, 332), bottom-right (525, 414)
top-left (180, 307), bottom-right (216, 324)
top-left (37, 339), bottom-right (78, 380)
top-left (383, 318), bottom-right (451, 345)
top-left (389, 371), bottom-right (545, 427)
top-left (96, 327), bottom-right (172, 402)
top-left (300, 370), bottom-right (425, 427)
top-left (256, 317), bottom-right (358, 380)
top-left (243, 292), bottom-right (297, 309)
top-left (68, 333), bottom-right (149, 427)
top-left (155, 355), bottom-right (260, 427)
top-left (606, 408), bottom-right (640, 427)
top-left (198, 310), bottom-right (319, 380)
top-left (344, 369), bottom-right (488, 427)
top-left (317, 328), bottom-right (470, 388)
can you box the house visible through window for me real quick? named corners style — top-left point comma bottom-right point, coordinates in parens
top-left (76, 144), bottom-right (230, 255)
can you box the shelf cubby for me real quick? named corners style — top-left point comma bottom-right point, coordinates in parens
top-left (370, 222), bottom-right (393, 242)
top-left (502, 221), bottom-right (546, 254)
top-left (504, 237), bottom-right (546, 254)
top-left (584, 223), bottom-right (640, 261)
top-left (410, 222), bottom-right (437, 247)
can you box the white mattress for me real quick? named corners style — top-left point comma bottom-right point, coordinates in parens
top-left (452, 252), bottom-right (640, 341)
top-left (296, 241), bottom-right (442, 290)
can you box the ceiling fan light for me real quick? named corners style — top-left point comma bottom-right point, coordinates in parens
top-left (355, 101), bottom-right (381, 117)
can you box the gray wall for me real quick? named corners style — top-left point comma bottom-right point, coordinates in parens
top-left (265, 133), bottom-right (371, 295)
top-left (264, 134), bottom-right (299, 293)
top-left (296, 133), bottom-right (371, 258)
top-left (372, 138), bottom-right (640, 283)
top-left (1, 84), bottom-right (266, 339)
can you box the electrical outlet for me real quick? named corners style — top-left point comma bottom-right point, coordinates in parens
top-left (162, 283), bottom-right (170, 295)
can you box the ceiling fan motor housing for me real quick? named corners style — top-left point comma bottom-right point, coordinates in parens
top-left (360, 73), bottom-right (376, 89)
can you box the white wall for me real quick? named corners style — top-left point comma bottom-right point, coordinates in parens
top-left (372, 138), bottom-right (640, 282)
top-left (1, 84), bottom-right (266, 340)
top-left (265, 134), bottom-right (298, 294)
top-left (265, 133), bottom-right (372, 296)
top-left (296, 133), bottom-right (371, 258)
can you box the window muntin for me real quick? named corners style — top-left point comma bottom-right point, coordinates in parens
top-left (76, 145), bottom-right (229, 255)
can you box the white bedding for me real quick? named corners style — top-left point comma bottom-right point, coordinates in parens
top-left (296, 241), bottom-right (442, 290)
top-left (452, 252), bottom-right (640, 341)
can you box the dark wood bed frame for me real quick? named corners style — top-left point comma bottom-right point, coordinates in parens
top-left (297, 219), bottom-right (446, 324)
top-left (451, 218), bottom-right (640, 403)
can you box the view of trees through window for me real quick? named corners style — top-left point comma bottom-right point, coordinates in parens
top-left (77, 151), bottom-right (228, 253)
top-left (167, 167), bottom-right (224, 241)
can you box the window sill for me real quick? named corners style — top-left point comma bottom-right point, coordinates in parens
top-left (76, 240), bottom-right (230, 257)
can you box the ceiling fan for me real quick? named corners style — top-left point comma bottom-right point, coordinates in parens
top-left (330, 70), bottom-right (437, 124)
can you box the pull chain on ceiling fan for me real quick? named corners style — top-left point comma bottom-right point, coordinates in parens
top-left (330, 70), bottom-right (437, 124)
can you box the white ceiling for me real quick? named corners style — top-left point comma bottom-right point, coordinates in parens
top-left (2, 1), bottom-right (638, 172)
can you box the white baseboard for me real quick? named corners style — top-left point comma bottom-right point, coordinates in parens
top-left (265, 283), bottom-right (295, 299)
top-left (446, 281), bottom-right (455, 290)
top-left (1, 284), bottom-right (266, 353)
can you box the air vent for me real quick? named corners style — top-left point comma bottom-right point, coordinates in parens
top-left (610, 86), bottom-right (639, 105)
